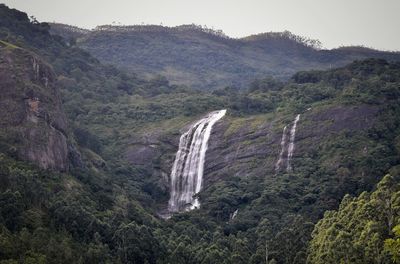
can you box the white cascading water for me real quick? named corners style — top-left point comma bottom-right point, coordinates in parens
top-left (230, 209), bottom-right (238, 220)
top-left (286, 114), bottom-right (300, 171)
top-left (275, 125), bottom-right (287, 172)
top-left (275, 114), bottom-right (301, 172)
top-left (168, 109), bottom-right (227, 213)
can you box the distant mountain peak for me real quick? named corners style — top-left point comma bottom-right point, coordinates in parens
top-left (240, 30), bottom-right (322, 49)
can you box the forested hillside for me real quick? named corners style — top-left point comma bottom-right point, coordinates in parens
top-left (1, 4), bottom-right (400, 264)
top-left (50, 23), bottom-right (400, 90)
top-left (308, 171), bottom-right (400, 264)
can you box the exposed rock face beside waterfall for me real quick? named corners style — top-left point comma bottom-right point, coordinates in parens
top-left (0, 46), bottom-right (71, 171)
top-left (203, 105), bottom-right (379, 188)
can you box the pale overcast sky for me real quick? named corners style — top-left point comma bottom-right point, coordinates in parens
top-left (2, 0), bottom-right (400, 50)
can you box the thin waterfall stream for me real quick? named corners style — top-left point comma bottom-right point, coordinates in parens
top-left (287, 114), bottom-right (300, 171)
top-left (275, 125), bottom-right (287, 171)
top-left (275, 114), bottom-right (301, 172)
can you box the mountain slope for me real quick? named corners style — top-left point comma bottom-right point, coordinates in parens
top-left (50, 24), bottom-right (400, 90)
top-left (0, 5), bottom-right (168, 263)
top-left (0, 41), bottom-right (71, 171)
top-left (132, 59), bottom-right (400, 263)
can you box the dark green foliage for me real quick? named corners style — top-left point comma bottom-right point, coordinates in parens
top-left (308, 172), bottom-right (400, 264)
top-left (0, 190), bottom-right (24, 231)
top-left (113, 223), bottom-right (163, 263)
top-left (385, 225), bottom-right (400, 263)
top-left (73, 127), bottom-right (102, 153)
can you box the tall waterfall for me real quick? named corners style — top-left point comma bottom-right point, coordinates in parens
top-left (275, 114), bottom-right (300, 172)
top-left (287, 114), bottom-right (300, 171)
top-left (168, 110), bottom-right (227, 213)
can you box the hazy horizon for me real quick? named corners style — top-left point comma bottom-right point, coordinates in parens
top-left (2, 0), bottom-right (400, 51)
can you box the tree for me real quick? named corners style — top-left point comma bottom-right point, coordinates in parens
top-left (385, 225), bottom-right (400, 263)
top-left (113, 222), bottom-right (162, 264)
top-left (308, 174), bottom-right (400, 264)
top-left (0, 190), bottom-right (24, 231)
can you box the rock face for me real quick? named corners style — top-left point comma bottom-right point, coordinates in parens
top-left (203, 104), bottom-right (379, 187)
top-left (125, 103), bottom-right (381, 215)
top-left (0, 45), bottom-right (70, 171)
top-left (204, 116), bottom-right (277, 186)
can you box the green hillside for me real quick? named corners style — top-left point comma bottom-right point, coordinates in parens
top-left (50, 23), bottom-right (400, 90)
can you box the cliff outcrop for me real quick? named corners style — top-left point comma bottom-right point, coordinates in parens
top-left (0, 43), bottom-right (70, 171)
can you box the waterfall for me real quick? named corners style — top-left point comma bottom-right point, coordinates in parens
top-left (275, 125), bottom-right (287, 172)
top-left (275, 114), bottom-right (300, 172)
top-left (230, 209), bottom-right (238, 220)
top-left (168, 109), bottom-right (226, 213)
top-left (287, 114), bottom-right (300, 171)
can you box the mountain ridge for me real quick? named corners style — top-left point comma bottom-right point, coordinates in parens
top-left (49, 23), bottom-right (400, 90)
top-left (50, 22), bottom-right (399, 52)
